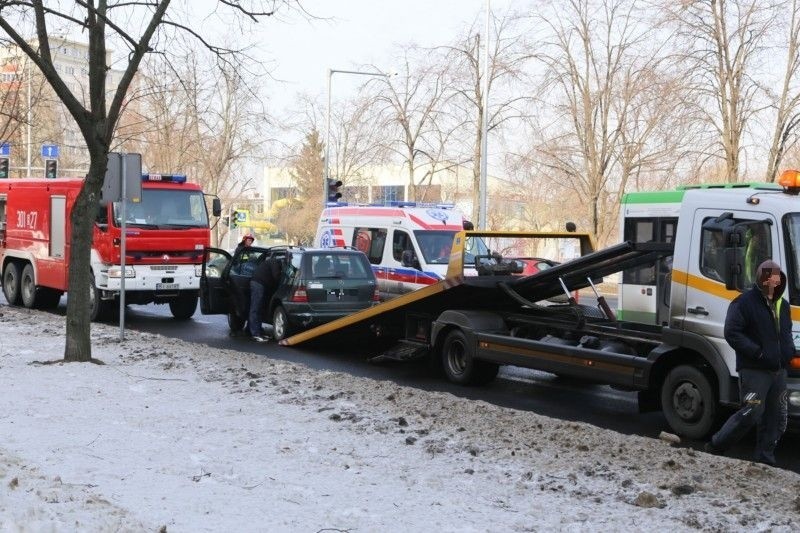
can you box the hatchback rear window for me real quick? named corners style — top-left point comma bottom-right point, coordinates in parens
top-left (305, 252), bottom-right (373, 279)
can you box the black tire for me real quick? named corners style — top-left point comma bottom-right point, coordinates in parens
top-left (169, 293), bottom-right (197, 320)
top-left (228, 310), bottom-right (246, 332)
top-left (20, 263), bottom-right (37, 309)
top-left (272, 306), bottom-right (293, 341)
top-left (441, 329), bottom-right (499, 386)
top-left (37, 288), bottom-right (63, 310)
top-left (661, 364), bottom-right (718, 440)
top-left (3, 262), bottom-right (21, 305)
top-left (89, 274), bottom-right (113, 322)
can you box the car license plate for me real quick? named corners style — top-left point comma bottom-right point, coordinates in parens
top-left (156, 283), bottom-right (179, 290)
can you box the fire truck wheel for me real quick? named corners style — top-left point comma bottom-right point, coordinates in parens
top-left (20, 264), bottom-right (38, 309)
top-left (89, 274), bottom-right (112, 322)
top-left (2, 262), bottom-right (22, 305)
top-left (660, 364), bottom-right (718, 440)
top-left (37, 289), bottom-right (62, 310)
top-left (272, 306), bottom-right (294, 341)
top-left (169, 294), bottom-right (198, 320)
top-left (441, 329), bottom-right (499, 386)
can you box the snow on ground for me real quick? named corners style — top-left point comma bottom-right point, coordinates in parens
top-left (1, 305), bottom-right (799, 532)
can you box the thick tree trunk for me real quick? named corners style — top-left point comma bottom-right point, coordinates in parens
top-left (63, 153), bottom-right (107, 362)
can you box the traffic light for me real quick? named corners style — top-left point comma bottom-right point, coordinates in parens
top-left (45, 159), bottom-right (58, 179)
top-left (0, 157), bottom-right (8, 179)
top-left (231, 210), bottom-right (239, 228)
top-left (327, 178), bottom-right (343, 203)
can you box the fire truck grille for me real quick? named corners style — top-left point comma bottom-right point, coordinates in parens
top-left (126, 251), bottom-right (203, 264)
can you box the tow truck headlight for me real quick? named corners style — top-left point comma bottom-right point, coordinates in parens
top-left (107, 266), bottom-right (135, 278)
top-left (194, 264), bottom-right (203, 277)
top-left (789, 391), bottom-right (800, 408)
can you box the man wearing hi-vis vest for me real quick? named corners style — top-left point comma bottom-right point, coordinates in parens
top-left (706, 260), bottom-right (794, 465)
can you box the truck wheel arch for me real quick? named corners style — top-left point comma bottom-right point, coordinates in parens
top-left (648, 329), bottom-right (736, 407)
top-left (431, 310), bottom-right (508, 348)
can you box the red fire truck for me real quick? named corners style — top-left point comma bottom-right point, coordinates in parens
top-left (0, 173), bottom-right (220, 320)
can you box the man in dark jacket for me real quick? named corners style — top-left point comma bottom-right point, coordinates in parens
top-left (249, 255), bottom-right (281, 342)
top-left (706, 260), bottom-right (793, 465)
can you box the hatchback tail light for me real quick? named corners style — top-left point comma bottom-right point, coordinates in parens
top-left (290, 285), bottom-right (308, 303)
top-left (372, 287), bottom-right (381, 302)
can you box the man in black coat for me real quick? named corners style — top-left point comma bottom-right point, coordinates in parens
top-left (706, 260), bottom-right (794, 465)
top-left (248, 255), bottom-right (282, 342)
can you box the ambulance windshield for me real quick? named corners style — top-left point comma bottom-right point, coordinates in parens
top-left (112, 189), bottom-right (209, 229)
top-left (414, 231), bottom-right (490, 266)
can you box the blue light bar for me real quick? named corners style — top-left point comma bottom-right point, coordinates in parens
top-left (141, 173), bottom-right (187, 183)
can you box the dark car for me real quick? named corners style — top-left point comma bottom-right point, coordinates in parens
top-left (200, 245), bottom-right (379, 340)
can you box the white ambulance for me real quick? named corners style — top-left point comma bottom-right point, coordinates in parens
top-left (314, 203), bottom-right (472, 298)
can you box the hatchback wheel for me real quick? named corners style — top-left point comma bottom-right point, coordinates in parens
top-left (272, 306), bottom-right (293, 340)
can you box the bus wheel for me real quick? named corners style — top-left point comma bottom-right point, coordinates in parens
top-left (169, 293), bottom-right (197, 320)
top-left (661, 365), bottom-right (717, 440)
top-left (441, 329), bottom-right (498, 386)
top-left (3, 262), bottom-right (21, 305)
top-left (20, 264), bottom-right (37, 309)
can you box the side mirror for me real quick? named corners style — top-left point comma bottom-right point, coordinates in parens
top-left (212, 198), bottom-right (222, 217)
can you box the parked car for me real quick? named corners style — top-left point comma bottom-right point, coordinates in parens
top-left (200, 245), bottom-right (379, 340)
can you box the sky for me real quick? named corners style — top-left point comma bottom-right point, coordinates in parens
top-left (258, 0), bottom-right (514, 100)
top-left (1, 304), bottom-right (799, 531)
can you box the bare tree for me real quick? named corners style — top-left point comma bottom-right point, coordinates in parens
top-left (375, 48), bottom-right (455, 201)
top-left (330, 91), bottom-right (391, 192)
top-left (532, 0), bottom-right (686, 244)
top-left (662, 0), bottom-right (775, 182)
top-left (444, 9), bottom-right (534, 223)
top-left (764, 0), bottom-right (800, 182)
top-left (0, 1), bottom-right (295, 362)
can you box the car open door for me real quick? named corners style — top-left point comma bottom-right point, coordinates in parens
top-left (200, 247), bottom-right (232, 314)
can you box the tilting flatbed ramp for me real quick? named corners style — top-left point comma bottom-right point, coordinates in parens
top-left (280, 234), bottom-right (673, 347)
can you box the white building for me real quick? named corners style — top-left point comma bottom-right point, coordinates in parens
top-left (0, 37), bottom-right (123, 177)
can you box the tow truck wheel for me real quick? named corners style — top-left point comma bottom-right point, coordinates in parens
top-left (661, 365), bottom-right (718, 440)
top-left (169, 293), bottom-right (197, 320)
top-left (441, 329), bottom-right (499, 386)
top-left (272, 306), bottom-right (293, 341)
top-left (20, 264), bottom-right (38, 309)
top-left (3, 262), bottom-right (21, 305)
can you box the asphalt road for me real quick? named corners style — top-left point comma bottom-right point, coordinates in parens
top-left (4, 295), bottom-right (799, 473)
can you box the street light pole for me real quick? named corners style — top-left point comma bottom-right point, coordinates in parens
top-left (479, 0), bottom-right (491, 230)
top-left (323, 68), bottom-right (389, 206)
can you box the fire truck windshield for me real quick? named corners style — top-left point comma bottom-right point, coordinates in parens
top-left (113, 189), bottom-right (209, 229)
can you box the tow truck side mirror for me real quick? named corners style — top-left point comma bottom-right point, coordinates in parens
top-left (212, 198), bottom-right (222, 217)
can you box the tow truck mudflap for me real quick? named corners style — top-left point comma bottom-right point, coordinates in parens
top-left (475, 332), bottom-right (652, 388)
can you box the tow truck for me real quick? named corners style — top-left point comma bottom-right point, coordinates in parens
top-left (279, 174), bottom-right (800, 439)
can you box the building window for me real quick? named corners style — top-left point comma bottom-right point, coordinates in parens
top-left (372, 185), bottom-right (404, 204)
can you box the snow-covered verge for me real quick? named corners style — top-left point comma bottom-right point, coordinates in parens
top-left (1, 305), bottom-right (799, 532)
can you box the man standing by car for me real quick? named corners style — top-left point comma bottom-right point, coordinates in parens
top-left (706, 260), bottom-right (793, 465)
top-left (249, 255), bottom-right (281, 342)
